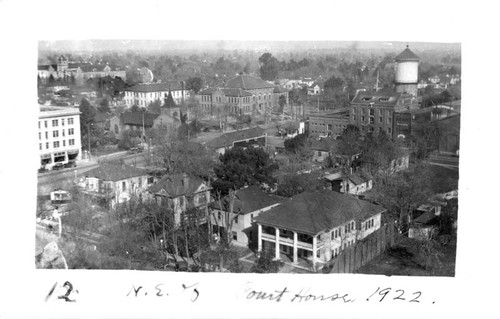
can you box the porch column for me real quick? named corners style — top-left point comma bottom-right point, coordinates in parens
top-left (312, 235), bottom-right (317, 265)
top-left (293, 231), bottom-right (298, 264)
top-left (275, 227), bottom-right (280, 260)
top-left (257, 224), bottom-right (262, 252)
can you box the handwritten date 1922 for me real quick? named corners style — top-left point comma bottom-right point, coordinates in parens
top-left (366, 287), bottom-right (424, 303)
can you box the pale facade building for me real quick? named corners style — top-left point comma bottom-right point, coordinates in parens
top-left (38, 105), bottom-right (82, 169)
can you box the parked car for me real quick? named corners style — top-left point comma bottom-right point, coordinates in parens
top-left (38, 166), bottom-right (48, 173)
top-left (52, 163), bottom-right (64, 171)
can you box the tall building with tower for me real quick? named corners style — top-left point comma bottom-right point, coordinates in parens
top-left (394, 45), bottom-right (420, 97)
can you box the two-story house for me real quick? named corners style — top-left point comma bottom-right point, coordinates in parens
top-left (81, 163), bottom-right (154, 208)
top-left (148, 173), bottom-right (212, 227)
top-left (254, 190), bottom-right (385, 270)
top-left (209, 186), bottom-right (283, 247)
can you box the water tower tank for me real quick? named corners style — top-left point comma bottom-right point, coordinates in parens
top-left (395, 45), bottom-right (420, 84)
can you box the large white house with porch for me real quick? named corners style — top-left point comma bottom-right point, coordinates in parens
top-left (253, 190), bottom-right (385, 270)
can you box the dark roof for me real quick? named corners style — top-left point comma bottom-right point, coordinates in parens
top-left (273, 86), bottom-right (289, 93)
top-left (310, 138), bottom-right (340, 152)
top-left (225, 75), bottom-right (274, 90)
top-left (205, 127), bottom-right (266, 149)
top-left (394, 46), bottom-right (420, 61)
top-left (148, 173), bottom-right (207, 198)
top-left (198, 87), bottom-right (253, 97)
top-left (121, 112), bottom-right (159, 127)
top-left (84, 163), bottom-right (148, 182)
top-left (126, 81), bottom-right (184, 92)
top-left (211, 186), bottom-right (283, 215)
top-left (351, 91), bottom-right (402, 106)
top-left (38, 64), bottom-right (57, 71)
top-left (254, 190), bottom-right (386, 235)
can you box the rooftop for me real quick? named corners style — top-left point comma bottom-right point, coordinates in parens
top-left (205, 126), bottom-right (266, 149)
top-left (84, 163), bottom-right (148, 182)
top-left (394, 45), bottom-right (420, 61)
top-left (39, 105), bottom-right (81, 118)
top-left (351, 91), bottom-right (403, 107)
top-left (211, 185), bottom-right (283, 215)
top-left (126, 81), bottom-right (184, 92)
top-left (254, 190), bottom-right (386, 235)
top-left (225, 74), bottom-right (275, 90)
top-left (120, 111), bottom-right (159, 127)
top-left (148, 173), bottom-right (208, 198)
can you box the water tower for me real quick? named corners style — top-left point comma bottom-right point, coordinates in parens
top-left (394, 45), bottom-right (420, 96)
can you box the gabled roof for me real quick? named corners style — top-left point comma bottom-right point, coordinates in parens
top-left (225, 74), bottom-right (274, 90)
top-left (254, 190), bottom-right (386, 235)
top-left (205, 126), bottom-right (266, 149)
top-left (351, 91), bottom-right (402, 106)
top-left (126, 81), bottom-right (184, 92)
top-left (148, 173), bottom-right (208, 198)
top-left (198, 87), bottom-right (253, 97)
top-left (121, 111), bottom-right (159, 127)
top-left (211, 185), bottom-right (283, 215)
top-left (394, 45), bottom-right (420, 61)
top-left (38, 64), bottom-right (57, 71)
top-left (84, 163), bottom-right (148, 182)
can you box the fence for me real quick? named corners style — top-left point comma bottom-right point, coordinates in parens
top-left (327, 221), bottom-right (395, 273)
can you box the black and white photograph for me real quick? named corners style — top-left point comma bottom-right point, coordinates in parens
top-left (34, 39), bottom-right (460, 276)
top-left (0, 0), bottom-right (498, 318)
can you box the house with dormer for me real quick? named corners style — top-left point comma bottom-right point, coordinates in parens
top-left (148, 173), bottom-right (212, 226)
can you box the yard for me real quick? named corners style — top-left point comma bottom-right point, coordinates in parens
top-left (355, 235), bottom-right (456, 277)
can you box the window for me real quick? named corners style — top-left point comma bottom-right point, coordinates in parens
top-left (39, 143), bottom-right (42, 150)
top-left (369, 109), bottom-right (374, 116)
top-left (61, 119), bottom-right (65, 126)
top-left (38, 132), bottom-right (41, 140)
top-left (352, 221), bottom-right (355, 230)
top-left (38, 121), bottom-right (41, 129)
top-left (53, 141), bottom-right (60, 148)
top-left (361, 116), bottom-right (365, 122)
top-left (62, 129), bottom-right (65, 137)
top-left (69, 128), bottom-right (74, 135)
top-left (69, 139), bottom-right (75, 146)
top-left (218, 212), bottom-right (222, 220)
top-left (387, 117), bottom-right (392, 124)
top-left (53, 130), bottom-right (59, 138)
top-left (138, 178), bottom-right (142, 188)
top-left (46, 142), bottom-right (49, 149)
top-left (147, 177), bottom-right (154, 184)
top-left (52, 119), bottom-right (58, 127)
top-left (232, 232), bottom-right (237, 241)
top-left (388, 127), bottom-right (392, 134)
top-left (369, 117), bottom-right (374, 124)
top-left (45, 132), bottom-right (48, 139)
top-left (44, 121), bottom-right (48, 128)
top-left (379, 116), bottom-right (383, 123)
top-left (68, 118), bottom-right (74, 125)
top-left (122, 181), bottom-right (126, 191)
top-left (63, 140), bottom-right (66, 147)
top-left (352, 115), bottom-right (356, 122)
top-left (234, 215), bottom-right (238, 224)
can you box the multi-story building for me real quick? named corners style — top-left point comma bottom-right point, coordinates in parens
top-left (209, 186), bottom-right (283, 247)
top-left (308, 108), bottom-right (350, 138)
top-left (81, 163), bottom-right (154, 208)
top-left (254, 190), bottom-right (386, 269)
top-left (124, 82), bottom-right (189, 108)
top-left (198, 88), bottom-right (253, 115)
top-left (38, 105), bottom-right (82, 169)
top-left (148, 173), bottom-right (212, 227)
top-left (38, 55), bottom-right (126, 83)
top-left (349, 90), bottom-right (418, 137)
top-left (197, 75), bottom-right (284, 116)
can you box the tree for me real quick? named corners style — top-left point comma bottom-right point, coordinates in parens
top-left (212, 147), bottom-right (279, 196)
top-left (323, 75), bottom-right (344, 92)
top-left (251, 249), bottom-right (283, 273)
top-left (117, 129), bottom-right (143, 150)
top-left (148, 124), bottom-right (214, 179)
top-left (98, 98), bottom-right (110, 113)
top-left (278, 95), bottom-right (287, 113)
top-left (79, 98), bottom-right (97, 151)
top-left (259, 53), bottom-right (280, 81)
top-left (374, 164), bottom-right (432, 233)
top-left (276, 173), bottom-right (322, 197)
top-left (185, 77), bottom-right (203, 93)
top-left (360, 133), bottom-right (400, 175)
top-left (147, 99), bottom-right (162, 114)
top-left (411, 120), bottom-right (440, 160)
